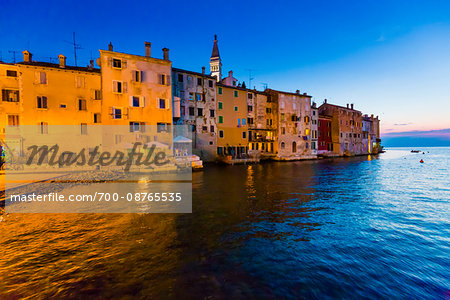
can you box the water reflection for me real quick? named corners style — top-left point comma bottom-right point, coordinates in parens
top-left (1, 150), bottom-right (449, 299)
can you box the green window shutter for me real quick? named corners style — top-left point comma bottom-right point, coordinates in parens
top-left (234, 106), bottom-right (238, 111)
top-left (218, 102), bottom-right (223, 109)
top-left (219, 116), bottom-right (223, 124)
top-left (234, 90), bottom-right (238, 97)
top-left (218, 87), bottom-right (222, 95)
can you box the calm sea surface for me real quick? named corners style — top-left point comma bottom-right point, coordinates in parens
top-left (0, 147), bottom-right (449, 299)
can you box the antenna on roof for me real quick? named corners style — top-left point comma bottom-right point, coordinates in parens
top-left (64, 32), bottom-right (83, 66)
top-left (246, 69), bottom-right (255, 90)
top-left (262, 83), bottom-right (268, 90)
top-left (8, 50), bottom-right (19, 63)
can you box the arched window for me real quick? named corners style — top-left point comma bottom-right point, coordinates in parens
top-left (281, 142), bottom-right (285, 149)
top-left (292, 141), bottom-right (297, 153)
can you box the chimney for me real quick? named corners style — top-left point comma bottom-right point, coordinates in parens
top-left (108, 42), bottom-right (113, 51)
top-left (145, 42), bottom-right (151, 57)
top-left (303, 93), bottom-right (307, 96)
top-left (228, 70), bottom-right (233, 77)
top-left (88, 59), bottom-right (94, 69)
top-left (202, 66), bottom-right (205, 74)
top-left (162, 48), bottom-right (169, 61)
top-left (58, 54), bottom-right (66, 68)
top-left (371, 114), bottom-right (374, 119)
top-left (324, 98), bottom-right (327, 103)
top-left (296, 90), bottom-right (300, 94)
top-left (346, 103), bottom-right (349, 108)
top-left (351, 103), bottom-right (354, 110)
top-left (22, 50), bottom-right (32, 63)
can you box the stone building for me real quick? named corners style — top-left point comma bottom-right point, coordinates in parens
top-left (318, 101), bottom-right (364, 156)
top-left (311, 102), bottom-right (319, 156)
top-left (172, 67), bottom-right (217, 161)
top-left (318, 114), bottom-right (333, 155)
top-left (247, 89), bottom-right (276, 157)
top-left (266, 89), bottom-right (313, 160)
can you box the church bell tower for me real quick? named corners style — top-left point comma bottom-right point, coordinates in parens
top-left (210, 34), bottom-right (222, 82)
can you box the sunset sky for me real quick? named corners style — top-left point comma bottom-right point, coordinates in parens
top-left (1, 0), bottom-right (450, 137)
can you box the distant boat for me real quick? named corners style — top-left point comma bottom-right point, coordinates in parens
top-left (411, 150), bottom-right (420, 153)
top-left (420, 159), bottom-right (424, 163)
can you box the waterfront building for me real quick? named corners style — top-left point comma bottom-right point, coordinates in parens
top-left (311, 102), bottom-right (319, 156)
top-left (318, 114), bottom-right (333, 155)
top-left (266, 89), bottom-right (314, 160)
top-left (216, 83), bottom-right (249, 160)
top-left (98, 42), bottom-right (172, 130)
top-left (318, 101), bottom-right (364, 156)
top-left (247, 89), bottom-right (276, 157)
top-left (172, 67), bottom-right (217, 161)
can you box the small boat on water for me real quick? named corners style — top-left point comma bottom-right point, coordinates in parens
top-left (420, 159), bottom-right (424, 163)
top-left (411, 150), bottom-right (421, 153)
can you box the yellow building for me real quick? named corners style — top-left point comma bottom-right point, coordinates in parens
top-left (216, 83), bottom-right (249, 158)
top-left (99, 42), bottom-right (172, 129)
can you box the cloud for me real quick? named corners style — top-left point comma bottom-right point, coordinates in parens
top-left (393, 122), bottom-right (413, 126)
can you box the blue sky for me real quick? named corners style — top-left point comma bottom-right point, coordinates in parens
top-left (1, 0), bottom-right (450, 136)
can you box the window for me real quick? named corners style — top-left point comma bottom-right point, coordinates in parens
top-left (178, 74), bottom-right (184, 82)
top-left (281, 142), bottom-right (285, 149)
top-left (197, 108), bottom-right (203, 116)
top-left (218, 116), bottom-right (223, 124)
top-left (248, 118), bottom-right (254, 125)
top-left (39, 72), bottom-right (47, 84)
top-left (2, 89), bottom-right (19, 102)
top-left (210, 125), bottom-right (214, 133)
top-left (209, 80), bottom-right (213, 88)
top-left (94, 113), bottom-right (101, 123)
top-left (234, 106), bottom-right (238, 111)
top-left (189, 93), bottom-right (194, 101)
top-left (313, 110), bottom-right (316, 116)
top-left (158, 74), bottom-right (170, 85)
top-left (266, 108), bottom-right (272, 113)
top-left (305, 116), bottom-right (310, 122)
top-left (132, 70), bottom-right (142, 82)
top-left (219, 130), bottom-right (224, 138)
top-left (217, 147), bottom-right (223, 155)
top-left (113, 108), bottom-right (122, 119)
top-left (112, 58), bottom-right (122, 68)
top-left (60, 104), bottom-right (67, 108)
top-left (197, 78), bottom-right (202, 86)
top-left (238, 119), bottom-right (241, 127)
top-left (234, 90), bottom-right (238, 97)
top-left (305, 128), bottom-right (310, 135)
top-left (129, 122), bottom-right (140, 132)
top-left (281, 127), bottom-right (286, 134)
top-left (6, 70), bottom-right (17, 77)
top-left (247, 93), bottom-right (253, 99)
top-left (233, 80), bottom-right (236, 86)
top-left (196, 93), bottom-right (202, 101)
top-left (280, 101), bottom-right (285, 109)
top-left (76, 76), bottom-right (85, 88)
top-left (189, 107), bottom-right (195, 116)
top-left (132, 96), bottom-right (140, 107)
top-left (37, 96), bottom-right (47, 109)
top-left (243, 131), bottom-right (246, 139)
top-left (202, 126), bottom-right (208, 132)
top-left (81, 123), bottom-right (88, 135)
top-left (113, 81), bottom-right (123, 93)
top-left (218, 87), bottom-right (223, 95)
top-left (248, 105), bottom-right (253, 112)
top-left (210, 109), bottom-right (215, 117)
top-left (78, 99), bottom-right (87, 111)
top-left (306, 142), bottom-right (309, 149)
top-left (281, 113), bottom-right (285, 122)
top-left (40, 122), bottom-right (48, 134)
top-left (242, 118), bottom-right (246, 125)
top-left (157, 123), bottom-right (167, 132)
top-left (159, 98), bottom-right (166, 109)
top-left (8, 115), bottom-right (19, 126)
top-left (94, 89), bottom-right (102, 100)
top-left (218, 102), bottom-right (223, 109)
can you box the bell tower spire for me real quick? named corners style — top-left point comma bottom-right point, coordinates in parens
top-left (210, 34), bottom-right (222, 82)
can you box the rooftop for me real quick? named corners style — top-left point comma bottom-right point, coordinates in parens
top-left (16, 61), bottom-right (100, 73)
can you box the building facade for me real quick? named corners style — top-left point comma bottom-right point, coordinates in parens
top-left (266, 89), bottom-right (313, 160)
top-left (318, 114), bottom-right (333, 154)
top-left (318, 101), bottom-right (364, 156)
top-left (216, 84), bottom-right (249, 159)
top-left (172, 67), bottom-right (217, 161)
top-left (311, 102), bottom-right (318, 156)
